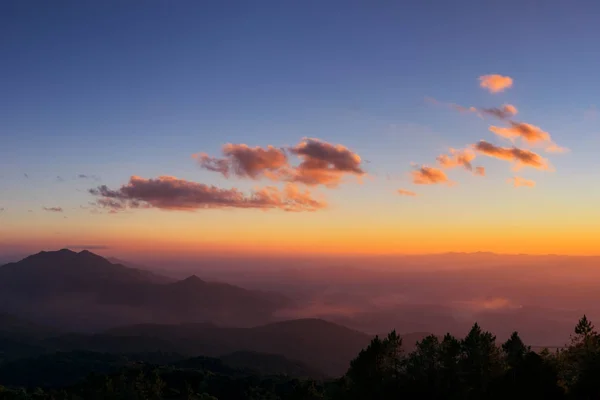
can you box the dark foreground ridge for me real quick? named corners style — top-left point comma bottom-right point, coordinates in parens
top-left (1, 314), bottom-right (600, 399)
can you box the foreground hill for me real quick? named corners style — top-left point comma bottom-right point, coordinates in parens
top-left (106, 318), bottom-right (370, 376)
top-left (0, 249), bottom-right (290, 330)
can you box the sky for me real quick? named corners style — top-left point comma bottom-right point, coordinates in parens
top-left (1, 0), bottom-right (599, 257)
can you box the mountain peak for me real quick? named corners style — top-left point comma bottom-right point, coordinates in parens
top-left (179, 275), bottom-right (205, 285)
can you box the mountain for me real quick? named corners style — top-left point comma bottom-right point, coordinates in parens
top-left (106, 318), bottom-right (371, 376)
top-left (0, 249), bottom-right (290, 330)
top-left (219, 351), bottom-right (326, 378)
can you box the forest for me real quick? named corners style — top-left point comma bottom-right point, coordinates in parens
top-left (2, 316), bottom-right (600, 399)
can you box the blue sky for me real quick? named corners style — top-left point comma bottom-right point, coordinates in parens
top-left (1, 1), bottom-right (599, 255)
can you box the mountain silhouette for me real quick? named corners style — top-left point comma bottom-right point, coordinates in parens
top-left (0, 249), bottom-right (290, 330)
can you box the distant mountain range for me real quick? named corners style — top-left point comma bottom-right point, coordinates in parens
top-left (0, 249), bottom-right (437, 378)
top-left (0, 249), bottom-right (291, 330)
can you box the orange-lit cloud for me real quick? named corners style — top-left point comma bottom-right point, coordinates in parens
top-left (411, 166), bottom-right (450, 185)
top-left (89, 176), bottom-right (325, 212)
top-left (479, 74), bottom-right (513, 93)
top-left (288, 138), bottom-right (365, 187)
top-left (397, 189), bottom-right (417, 196)
top-left (475, 166), bottom-right (486, 176)
top-left (196, 138), bottom-right (365, 188)
top-left (194, 144), bottom-right (288, 179)
top-left (43, 207), bottom-right (63, 212)
top-left (489, 121), bottom-right (550, 143)
top-left (436, 148), bottom-right (476, 171)
top-left (473, 141), bottom-right (549, 170)
top-left (480, 104), bottom-right (518, 120)
top-left (451, 104), bottom-right (478, 114)
top-left (507, 176), bottom-right (536, 188)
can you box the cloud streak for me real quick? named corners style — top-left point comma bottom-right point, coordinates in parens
top-left (479, 74), bottom-right (513, 93)
top-left (397, 189), bottom-right (417, 196)
top-left (473, 141), bottom-right (549, 170)
top-left (480, 104), bottom-right (518, 120)
top-left (436, 148), bottom-right (476, 171)
top-left (43, 207), bottom-right (64, 212)
top-left (508, 176), bottom-right (536, 188)
top-left (411, 166), bottom-right (450, 185)
top-left (89, 176), bottom-right (326, 212)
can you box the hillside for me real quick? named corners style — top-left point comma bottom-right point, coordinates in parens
top-left (106, 318), bottom-right (371, 376)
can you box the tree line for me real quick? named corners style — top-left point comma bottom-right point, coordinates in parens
top-left (4, 315), bottom-right (600, 399)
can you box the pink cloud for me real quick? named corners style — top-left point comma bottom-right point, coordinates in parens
top-left (479, 74), bottom-right (514, 93)
top-left (89, 176), bottom-right (326, 212)
top-left (436, 148), bottom-right (476, 171)
top-left (489, 121), bottom-right (550, 143)
top-left (507, 176), bottom-right (536, 188)
top-left (411, 166), bottom-right (450, 185)
top-left (473, 141), bottom-right (549, 170)
top-left (397, 189), bottom-right (417, 196)
top-left (194, 144), bottom-right (288, 179)
top-left (480, 104), bottom-right (518, 120)
top-left (288, 138), bottom-right (365, 187)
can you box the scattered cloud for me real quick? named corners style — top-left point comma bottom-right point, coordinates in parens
top-left (43, 207), bottom-right (64, 212)
top-left (480, 104), bottom-right (518, 120)
top-left (196, 138), bottom-right (365, 188)
top-left (89, 176), bottom-right (326, 212)
top-left (473, 141), bottom-right (549, 170)
top-left (507, 176), bottom-right (536, 188)
top-left (411, 166), bottom-right (450, 185)
top-left (195, 144), bottom-right (288, 179)
top-left (437, 148), bottom-right (476, 171)
top-left (56, 176), bottom-right (65, 182)
top-left (288, 138), bottom-right (365, 187)
top-left (397, 189), bottom-right (417, 196)
top-left (475, 166), bottom-right (486, 176)
top-left (451, 104), bottom-right (478, 114)
top-left (479, 74), bottom-right (513, 93)
top-left (489, 121), bottom-right (550, 143)
top-left (23, 173), bottom-right (29, 179)
top-left (77, 174), bottom-right (101, 181)
top-left (0, 208), bottom-right (4, 213)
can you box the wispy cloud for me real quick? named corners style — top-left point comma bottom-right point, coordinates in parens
top-left (23, 173), bottom-right (29, 179)
top-left (43, 207), bottom-right (64, 212)
top-left (479, 74), bottom-right (513, 93)
top-left (77, 174), bottom-right (101, 181)
top-left (475, 166), bottom-right (486, 176)
top-left (480, 104), bottom-right (518, 120)
top-left (489, 121), bottom-right (550, 143)
top-left (89, 176), bottom-right (326, 212)
top-left (397, 189), bottom-right (417, 196)
top-left (411, 166), bottom-right (450, 185)
top-left (473, 141), bottom-right (549, 170)
top-left (436, 148), bottom-right (476, 172)
top-left (507, 176), bottom-right (536, 188)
